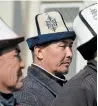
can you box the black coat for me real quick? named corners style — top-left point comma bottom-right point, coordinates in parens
top-left (52, 59), bottom-right (97, 106)
top-left (0, 93), bottom-right (18, 106)
top-left (14, 64), bottom-right (66, 106)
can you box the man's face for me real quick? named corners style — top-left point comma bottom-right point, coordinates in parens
top-left (0, 46), bottom-right (24, 93)
top-left (37, 39), bottom-right (73, 74)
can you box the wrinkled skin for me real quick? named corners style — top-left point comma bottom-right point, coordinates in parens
top-left (34, 39), bottom-right (73, 74)
top-left (0, 47), bottom-right (24, 93)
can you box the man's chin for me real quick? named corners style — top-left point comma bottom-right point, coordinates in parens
top-left (61, 67), bottom-right (69, 73)
top-left (8, 83), bottom-right (23, 92)
top-left (63, 70), bottom-right (68, 75)
top-left (15, 83), bottom-right (23, 90)
top-left (55, 69), bottom-right (68, 76)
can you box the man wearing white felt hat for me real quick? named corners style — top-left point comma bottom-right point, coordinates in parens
top-left (52, 3), bottom-right (97, 106)
top-left (15, 11), bottom-right (76, 106)
top-left (0, 17), bottom-right (25, 106)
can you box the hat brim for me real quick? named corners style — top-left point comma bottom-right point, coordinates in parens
top-left (77, 36), bottom-right (97, 60)
top-left (27, 31), bottom-right (76, 50)
top-left (0, 37), bottom-right (24, 50)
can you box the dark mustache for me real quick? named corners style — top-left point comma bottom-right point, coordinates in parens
top-left (17, 70), bottom-right (22, 77)
top-left (58, 60), bottom-right (71, 66)
top-left (61, 61), bottom-right (71, 64)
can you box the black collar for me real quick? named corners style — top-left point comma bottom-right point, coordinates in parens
top-left (0, 92), bottom-right (15, 106)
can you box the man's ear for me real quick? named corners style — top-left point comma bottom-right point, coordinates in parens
top-left (34, 46), bottom-right (43, 60)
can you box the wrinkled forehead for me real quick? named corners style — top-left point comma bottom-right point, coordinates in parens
top-left (53, 39), bottom-right (73, 45)
top-left (60, 39), bottom-right (73, 43)
top-left (34, 39), bottom-right (73, 49)
top-left (0, 45), bottom-right (21, 56)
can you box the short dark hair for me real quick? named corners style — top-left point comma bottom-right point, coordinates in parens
top-left (0, 45), bottom-right (20, 56)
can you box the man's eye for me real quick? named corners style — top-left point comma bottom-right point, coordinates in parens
top-left (60, 45), bottom-right (66, 48)
top-left (69, 44), bottom-right (72, 48)
top-left (14, 55), bottom-right (21, 61)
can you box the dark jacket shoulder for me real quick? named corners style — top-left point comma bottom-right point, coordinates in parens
top-left (52, 60), bottom-right (97, 106)
top-left (15, 64), bottom-right (66, 106)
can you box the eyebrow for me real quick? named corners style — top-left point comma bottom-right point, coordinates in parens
top-left (15, 46), bottom-right (21, 53)
top-left (59, 40), bottom-right (73, 44)
top-left (0, 45), bottom-right (21, 56)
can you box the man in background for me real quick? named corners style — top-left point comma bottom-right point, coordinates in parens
top-left (15, 11), bottom-right (76, 106)
top-left (52, 3), bottom-right (97, 106)
top-left (0, 17), bottom-right (25, 106)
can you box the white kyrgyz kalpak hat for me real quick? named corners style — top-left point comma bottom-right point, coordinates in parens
top-left (73, 3), bottom-right (97, 60)
top-left (0, 17), bottom-right (24, 51)
top-left (27, 11), bottom-right (76, 50)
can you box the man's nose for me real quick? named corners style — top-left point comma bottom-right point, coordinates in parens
top-left (20, 60), bottom-right (25, 69)
top-left (65, 47), bottom-right (72, 57)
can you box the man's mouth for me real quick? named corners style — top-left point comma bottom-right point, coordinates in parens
top-left (17, 70), bottom-right (22, 77)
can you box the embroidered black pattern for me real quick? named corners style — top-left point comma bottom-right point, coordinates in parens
top-left (45, 14), bottom-right (58, 32)
top-left (90, 8), bottom-right (97, 20)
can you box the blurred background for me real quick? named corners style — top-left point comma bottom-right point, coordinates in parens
top-left (0, 0), bottom-right (97, 79)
